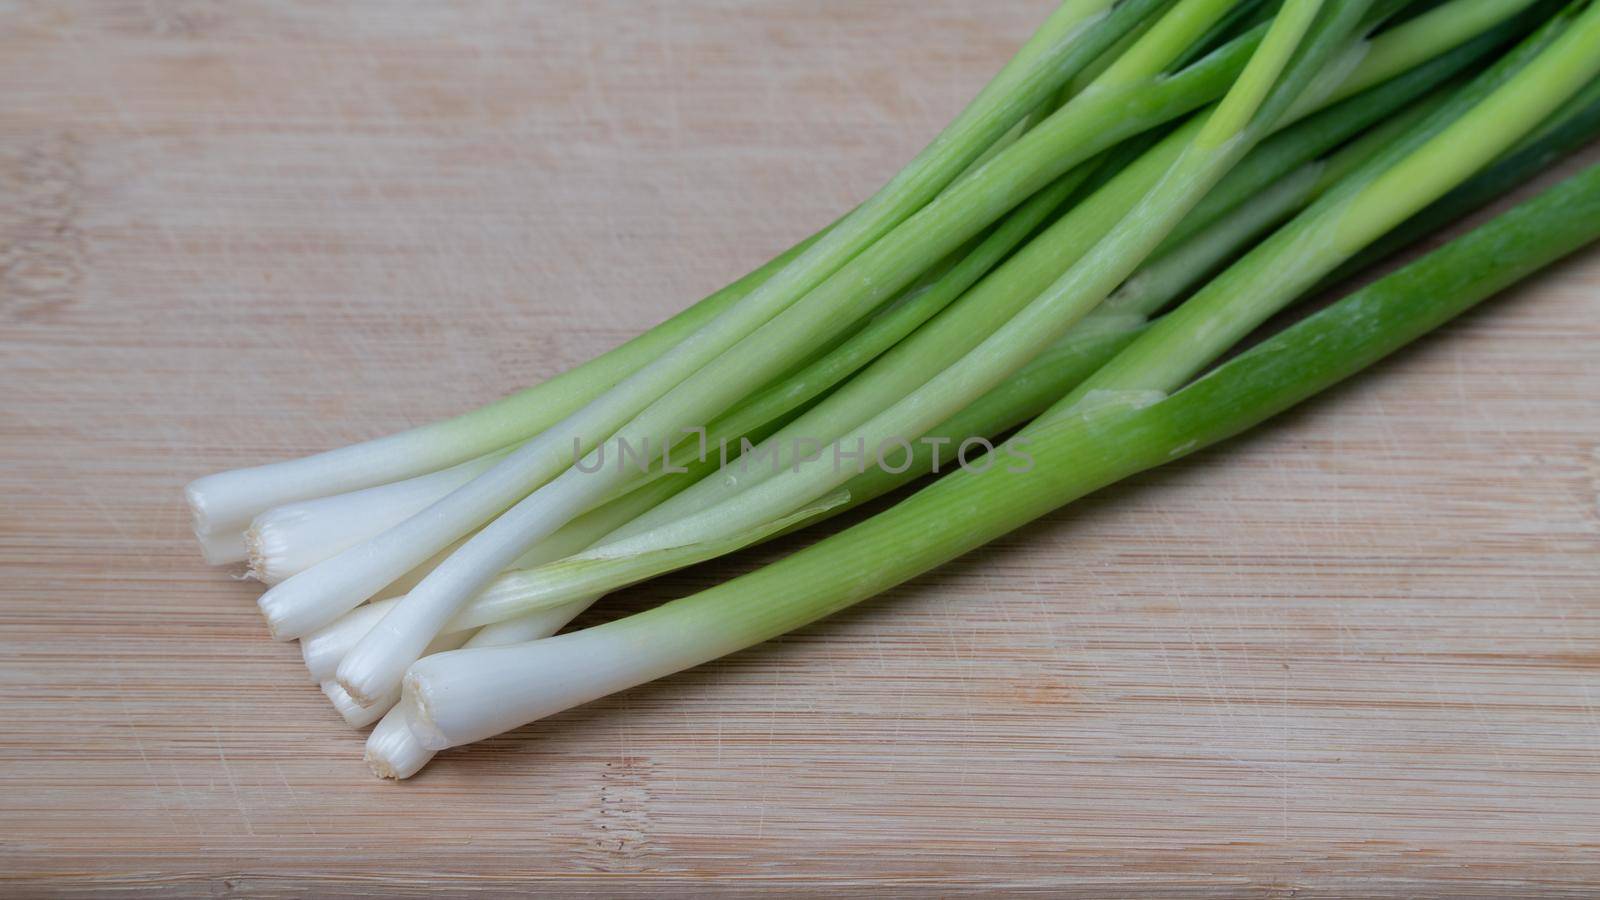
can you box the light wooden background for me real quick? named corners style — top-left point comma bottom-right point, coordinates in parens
top-left (3, 1), bottom-right (1598, 895)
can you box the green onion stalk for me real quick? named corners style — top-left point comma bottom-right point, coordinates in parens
top-left (347, 0), bottom-right (1555, 659)
top-left (259, 0), bottom-right (1510, 659)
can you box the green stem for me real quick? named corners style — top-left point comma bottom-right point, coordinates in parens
top-left (826, 318), bottom-right (1149, 510)
top-left (1160, 25), bottom-right (1505, 249)
top-left (1286, 0), bottom-right (1542, 117)
top-left (1329, 73), bottom-right (1600, 283)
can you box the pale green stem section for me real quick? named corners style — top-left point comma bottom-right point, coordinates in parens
top-left (1283, 0), bottom-right (1542, 119)
top-left (1326, 70), bottom-right (1600, 286)
top-left (1159, 5), bottom-right (1532, 250)
top-left (1067, 3), bottom-right (1169, 93)
top-left (1106, 84), bottom-right (1448, 317)
top-left (1335, 0), bottom-right (1543, 100)
top-left (452, 496), bottom-right (844, 629)
top-left (1104, 164), bottom-right (1326, 316)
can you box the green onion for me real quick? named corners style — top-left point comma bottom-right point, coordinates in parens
top-left (179, 1), bottom-right (1599, 778)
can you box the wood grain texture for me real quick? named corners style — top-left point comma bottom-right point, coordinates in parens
top-left (2, 1), bottom-right (1598, 895)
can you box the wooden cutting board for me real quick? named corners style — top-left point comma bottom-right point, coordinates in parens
top-left (3, 2), bottom-right (1598, 895)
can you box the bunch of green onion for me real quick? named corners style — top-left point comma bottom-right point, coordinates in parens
top-left (187, 0), bottom-right (1600, 779)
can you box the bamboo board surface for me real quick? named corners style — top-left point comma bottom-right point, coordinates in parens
top-left (2, 1), bottom-right (1599, 895)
